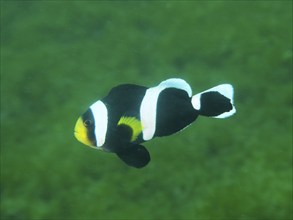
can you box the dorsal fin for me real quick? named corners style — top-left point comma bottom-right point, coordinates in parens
top-left (118, 116), bottom-right (143, 142)
top-left (158, 78), bottom-right (192, 97)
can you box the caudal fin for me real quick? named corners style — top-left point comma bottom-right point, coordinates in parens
top-left (191, 84), bottom-right (236, 118)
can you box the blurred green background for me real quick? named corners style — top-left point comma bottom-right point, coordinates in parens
top-left (1, 1), bottom-right (292, 220)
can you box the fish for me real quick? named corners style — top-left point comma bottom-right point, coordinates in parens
top-left (74, 78), bottom-right (236, 168)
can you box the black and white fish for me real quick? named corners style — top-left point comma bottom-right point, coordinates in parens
top-left (74, 78), bottom-right (236, 168)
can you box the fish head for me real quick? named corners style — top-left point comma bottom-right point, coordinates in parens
top-left (74, 108), bottom-right (97, 149)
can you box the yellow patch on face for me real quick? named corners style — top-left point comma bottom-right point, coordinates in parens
top-left (74, 117), bottom-right (94, 147)
top-left (118, 116), bottom-right (143, 142)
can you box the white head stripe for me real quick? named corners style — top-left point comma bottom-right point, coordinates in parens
top-left (90, 100), bottom-right (108, 147)
top-left (140, 78), bottom-right (192, 141)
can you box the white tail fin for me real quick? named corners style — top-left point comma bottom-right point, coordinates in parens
top-left (191, 84), bottom-right (236, 118)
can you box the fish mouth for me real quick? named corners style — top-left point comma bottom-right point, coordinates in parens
top-left (74, 130), bottom-right (83, 142)
top-left (74, 131), bottom-right (79, 137)
top-left (74, 130), bottom-right (97, 149)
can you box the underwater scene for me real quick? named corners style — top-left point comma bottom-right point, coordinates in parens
top-left (1, 1), bottom-right (292, 220)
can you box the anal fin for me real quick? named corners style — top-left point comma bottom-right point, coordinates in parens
top-left (116, 145), bottom-right (150, 168)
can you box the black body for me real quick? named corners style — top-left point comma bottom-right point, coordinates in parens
top-left (99, 84), bottom-right (199, 168)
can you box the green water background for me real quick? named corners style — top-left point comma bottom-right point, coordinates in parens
top-left (1, 1), bottom-right (292, 220)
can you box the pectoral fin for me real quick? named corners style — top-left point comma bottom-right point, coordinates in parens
top-left (116, 145), bottom-right (150, 168)
top-left (117, 116), bottom-right (143, 142)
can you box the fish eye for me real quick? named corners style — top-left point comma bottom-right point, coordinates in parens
top-left (84, 120), bottom-right (92, 127)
